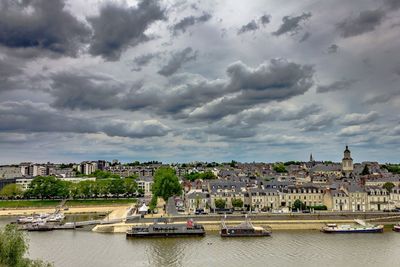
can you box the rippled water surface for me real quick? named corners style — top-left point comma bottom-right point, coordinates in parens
top-left (1, 218), bottom-right (399, 267)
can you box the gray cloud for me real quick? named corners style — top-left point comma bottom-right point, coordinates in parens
top-left (130, 53), bottom-right (160, 71)
top-left (338, 125), bottom-right (381, 137)
top-left (188, 59), bottom-right (314, 121)
top-left (341, 111), bottom-right (379, 126)
top-left (364, 90), bottom-right (400, 104)
top-left (328, 44), bottom-right (339, 53)
top-left (0, 58), bottom-right (27, 92)
top-left (237, 20), bottom-right (259, 35)
top-left (0, 101), bottom-right (169, 138)
top-left (316, 79), bottom-right (357, 93)
top-left (299, 32), bottom-right (311, 42)
top-left (0, 0), bottom-right (90, 57)
top-left (238, 14), bottom-right (271, 35)
top-left (337, 9), bottom-right (385, 38)
top-left (49, 72), bottom-right (157, 111)
top-left (172, 12), bottom-right (212, 35)
top-left (158, 47), bottom-right (197, 76)
top-left (382, 0), bottom-right (400, 11)
top-left (273, 12), bottom-right (312, 36)
top-left (88, 0), bottom-right (165, 60)
top-left (298, 114), bottom-right (337, 132)
top-left (204, 104), bottom-right (322, 139)
top-left (260, 14), bottom-right (271, 25)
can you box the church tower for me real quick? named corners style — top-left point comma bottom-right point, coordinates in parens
top-left (342, 145), bottom-right (353, 177)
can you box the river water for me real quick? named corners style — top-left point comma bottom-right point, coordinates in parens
top-left (1, 217), bottom-right (399, 267)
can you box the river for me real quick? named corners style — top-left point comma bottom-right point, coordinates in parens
top-left (1, 217), bottom-right (399, 267)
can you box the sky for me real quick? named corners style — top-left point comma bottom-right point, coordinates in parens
top-left (0, 0), bottom-right (399, 164)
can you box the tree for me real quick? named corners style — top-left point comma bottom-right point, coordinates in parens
top-left (109, 179), bottom-right (125, 197)
top-left (361, 165), bottom-right (370, 175)
top-left (0, 224), bottom-right (52, 267)
top-left (231, 198), bottom-right (243, 208)
top-left (215, 199), bottom-right (226, 209)
top-left (124, 178), bottom-right (137, 197)
top-left (0, 184), bottom-right (23, 199)
top-left (151, 167), bottom-right (182, 201)
top-left (273, 163), bottom-right (287, 173)
top-left (292, 199), bottom-right (306, 210)
top-left (383, 182), bottom-right (395, 193)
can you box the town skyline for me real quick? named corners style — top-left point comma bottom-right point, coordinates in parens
top-left (1, 0), bottom-right (399, 164)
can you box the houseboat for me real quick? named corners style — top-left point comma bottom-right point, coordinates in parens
top-left (126, 218), bottom-right (205, 238)
top-left (321, 219), bottom-right (384, 233)
top-left (220, 216), bottom-right (272, 237)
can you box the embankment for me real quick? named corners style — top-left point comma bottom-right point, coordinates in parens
top-left (93, 213), bottom-right (400, 233)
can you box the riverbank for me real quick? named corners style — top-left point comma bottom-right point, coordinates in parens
top-left (0, 199), bottom-right (136, 208)
top-left (0, 204), bottom-right (132, 217)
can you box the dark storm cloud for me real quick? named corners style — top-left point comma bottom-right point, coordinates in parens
top-left (130, 53), bottom-right (160, 71)
top-left (172, 12), bottom-right (212, 35)
top-left (188, 59), bottom-right (315, 121)
top-left (237, 20), bottom-right (259, 35)
top-left (0, 0), bottom-right (90, 57)
top-left (0, 101), bottom-right (170, 138)
top-left (260, 14), bottom-right (271, 25)
top-left (158, 47), bottom-right (197, 76)
top-left (88, 0), bottom-right (165, 61)
top-left (336, 9), bottom-right (385, 38)
top-left (328, 44), bottom-right (339, 53)
top-left (341, 111), bottom-right (379, 126)
top-left (47, 59), bottom-right (314, 124)
top-left (273, 12), bottom-right (312, 36)
top-left (49, 72), bottom-right (157, 111)
top-left (382, 0), bottom-right (400, 10)
top-left (316, 79), bottom-right (357, 93)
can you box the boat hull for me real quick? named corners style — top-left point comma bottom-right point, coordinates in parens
top-left (126, 231), bottom-right (205, 238)
top-left (220, 232), bottom-right (271, 237)
top-left (393, 226), bottom-right (400, 232)
top-left (322, 228), bottom-right (383, 233)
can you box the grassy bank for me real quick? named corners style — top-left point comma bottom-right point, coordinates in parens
top-left (0, 200), bottom-right (59, 208)
top-left (66, 199), bottom-right (136, 206)
top-left (0, 199), bottom-right (136, 208)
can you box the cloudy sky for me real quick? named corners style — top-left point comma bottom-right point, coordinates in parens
top-left (0, 0), bottom-right (399, 164)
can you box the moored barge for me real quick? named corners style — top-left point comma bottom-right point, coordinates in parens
top-left (220, 216), bottom-right (272, 237)
top-left (126, 219), bottom-right (205, 238)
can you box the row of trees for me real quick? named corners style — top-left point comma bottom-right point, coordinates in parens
top-left (0, 176), bottom-right (140, 199)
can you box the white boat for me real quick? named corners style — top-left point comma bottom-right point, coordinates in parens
top-left (17, 216), bottom-right (34, 224)
top-left (321, 219), bottom-right (383, 233)
top-left (393, 223), bottom-right (400, 232)
top-left (46, 213), bottom-right (65, 222)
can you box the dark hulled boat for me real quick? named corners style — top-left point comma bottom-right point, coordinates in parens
top-left (393, 223), bottom-right (400, 232)
top-left (220, 216), bottom-right (271, 237)
top-left (126, 219), bottom-right (205, 238)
